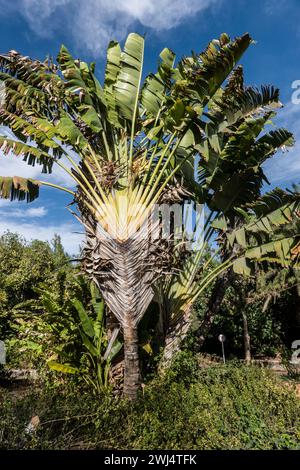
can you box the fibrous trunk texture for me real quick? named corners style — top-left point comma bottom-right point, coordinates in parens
top-left (83, 224), bottom-right (154, 324)
top-left (123, 325), bottom-right (140, 400)
top-left (242, 311), bottom-right (251, 364)
top-left (81, 214), bottom-right (159, 398)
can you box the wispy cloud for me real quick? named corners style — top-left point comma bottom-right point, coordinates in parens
top-left (26, 206), bottom-right (47, 217)
top-left (0, 203), bottom-right (48, 218)
top-left (1, 0), bottom-right (218, 56)
top-left (264, 0), bottom-right (289, 15)
top-left (0, 151), bottom-right (76, 189)
top-left (0, 218), bottom-right (83, 254)
top-left (263, 100), bottom-right (300, 185)
top-left (264, 143), bottom-right (300, 185)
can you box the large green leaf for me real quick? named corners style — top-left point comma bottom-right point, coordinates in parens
top-left (72, 299), bottom-right (95, 338)
top-left (47, 361), bottom-right (79, 374)
top-left (0, 110), bottom-right (63, 155)
top-left (57, 46), bottom-right (105, 134)
top-left (104, 40), bottom-right (122, 126)
top-left (57, 45), bottom-right (93, 105)
top-left (56, 112), bottom-right (89, 151)
top-left (115, 33), bottom-right (144, 122)
top-left (80, 330), bottom-right (99, 357)
top-left (180, 33), bottom-right (253, 106)
top-left (107, 339), bottom-right (122, 362)
top-left (141, 47), bottom-right (175, 117)
top-left (233, 257), bottom-right (251, 276)
top-left (92, 300), bottom-right (105, 340)
top-left (210, 85), bottom-right (281, 127)
top-left (209, 169), bottom-right (264, 213)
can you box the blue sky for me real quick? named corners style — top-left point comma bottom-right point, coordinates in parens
top-left (0, 0), bottom-right (300, 254)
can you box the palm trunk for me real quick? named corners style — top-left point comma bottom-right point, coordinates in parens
top-left (159, 304), bottom-right (192, 371)
top-left (242, 311), bottom-right (251, 364)
top-left (156, 296), bottom-right (169, 346)
top-left (123, 325), bottom-right (140, 400)
top-left (82, 219), bottom-right (156, 400)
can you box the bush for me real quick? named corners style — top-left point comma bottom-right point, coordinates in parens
top-left (0, 363), bottom-right (299, 450)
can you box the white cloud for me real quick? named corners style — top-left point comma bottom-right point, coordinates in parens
top-left (264, 143), bottom-right (300, 185)
top-left (0, 151), bottom-right (76, 189)
top-left (273, 102), bottom-right (300, 131)
top-left (263, 101), bottom-right (300, 185)
top-left (26, 206), bottom-right (48, 217)
top-left (4, 0), bottom-right (218, 56)
top-left (0, 218), bottom-right (83, 254)
top-left (0, 205), bottom-right (47, 218)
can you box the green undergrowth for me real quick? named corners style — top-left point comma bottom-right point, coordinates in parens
top-left (1, 359), bottom-right (299, 450)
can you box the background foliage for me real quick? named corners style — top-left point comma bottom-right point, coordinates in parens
top-left (0, 231), bottom-right (299, 371)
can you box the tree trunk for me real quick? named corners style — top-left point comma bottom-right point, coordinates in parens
top-left (159, 305), bottom-right (192, 372)
top-left (160, 268), bottom-right (233, 368)
top-left (82, 220), bottom-right (157, 401)
top-left (242, 311), bottom-right (251, 364)
top-left (123, 325), bottom-right (140, 400)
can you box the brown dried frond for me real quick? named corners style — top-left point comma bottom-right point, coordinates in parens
top-left (159, 183), bottom-right (191, 204)
top-left (131, 155), bottom-right (148, 179)
top-left (76, 159), bottom-right (123, 191)
top-left (291, 241), bottom-right (300, 259)
top-left (100, 161), bottom-right (123, 189)
top-left (224, 65), bottom-right (244, 96)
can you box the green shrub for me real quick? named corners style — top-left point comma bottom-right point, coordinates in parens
top-left (0, 364), bottom-right (299, 450)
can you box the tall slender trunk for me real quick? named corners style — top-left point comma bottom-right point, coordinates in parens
top-left (242, 311), bottom-right (251, 364)
top-left (156, 295), bottom-right (170, 347)
top-left (123, 325), bottom-right (140, 400)
top-left (159, 304), bottom-right (192, 372)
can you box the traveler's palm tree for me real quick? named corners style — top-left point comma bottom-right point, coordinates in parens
top-left (157, 67), bottom-right (300, 367)
top-left (0, 32), bottom-right (299, 397)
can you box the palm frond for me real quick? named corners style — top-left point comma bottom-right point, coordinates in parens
top-left (0, 175), bottom-right (40, 202)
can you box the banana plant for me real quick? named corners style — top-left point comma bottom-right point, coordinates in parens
top-left (48, 283), bottom-right (122, 392)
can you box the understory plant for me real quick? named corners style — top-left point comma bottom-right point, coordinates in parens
top-left (1, 363), bottom-right (299, 450)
